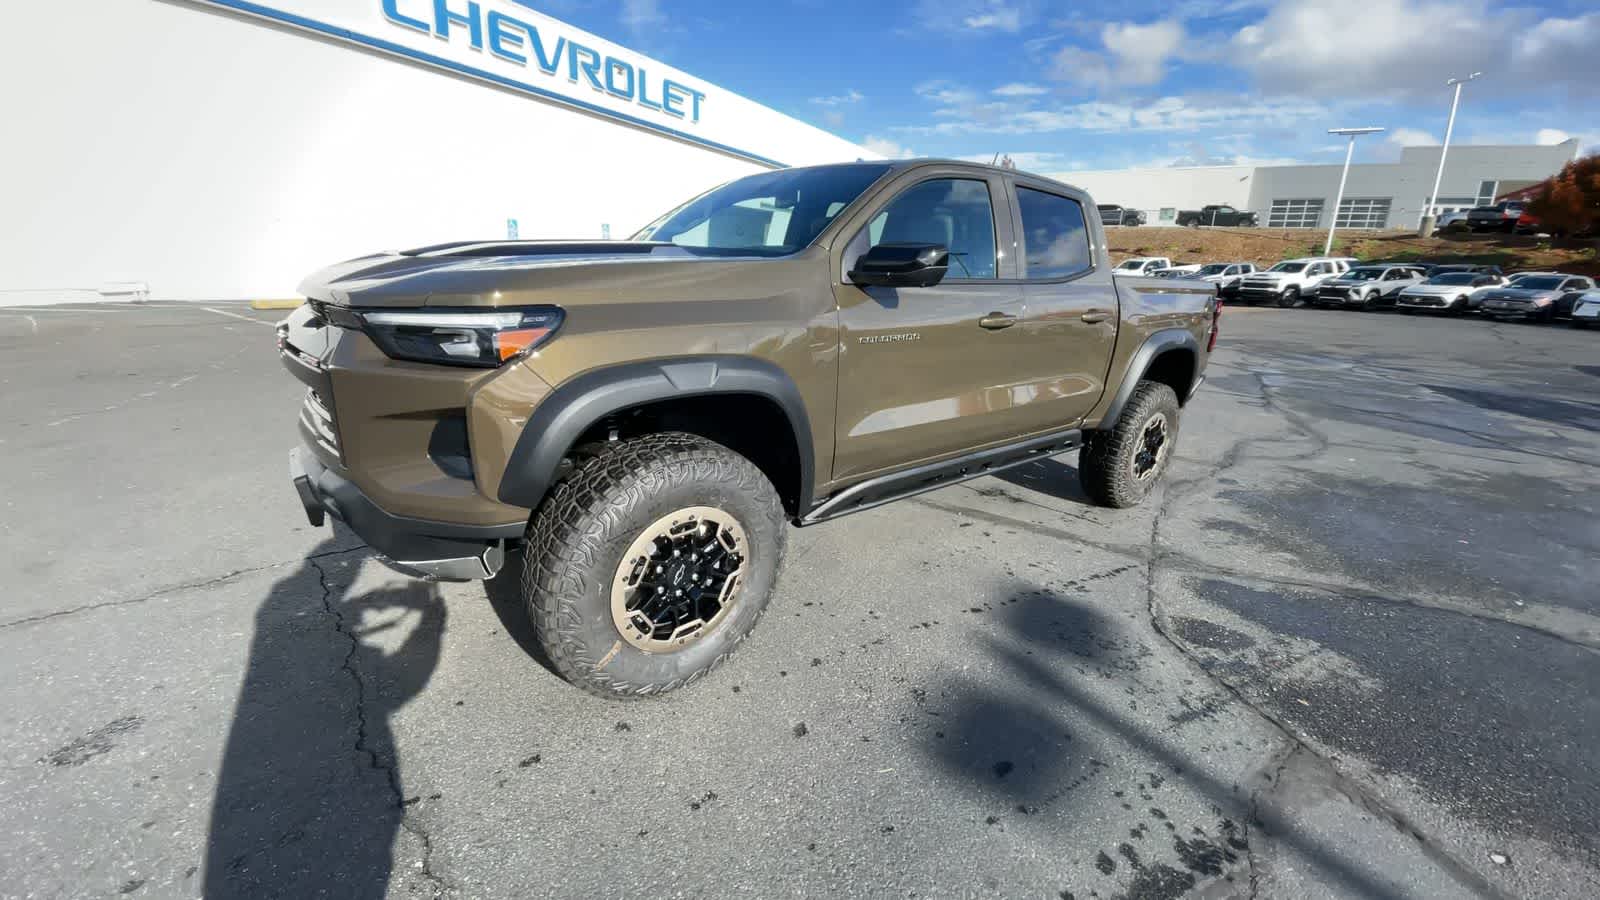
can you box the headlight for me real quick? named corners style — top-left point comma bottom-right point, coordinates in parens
top-left (360, 307), bottom-right (564, 368)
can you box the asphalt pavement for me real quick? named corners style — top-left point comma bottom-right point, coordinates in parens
top-left (1, 301), bottom-right (1596, 899)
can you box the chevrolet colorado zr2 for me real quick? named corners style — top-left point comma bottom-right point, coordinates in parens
top-left (279, 161), bottom-right (1219, 698)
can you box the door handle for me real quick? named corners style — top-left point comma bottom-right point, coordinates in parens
top-left (978, 312), bottom-right (1018, 330)
top-left (1080, 310), bottom-right (1111, 324)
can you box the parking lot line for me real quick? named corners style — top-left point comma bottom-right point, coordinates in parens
top-left (201, 306), bottom-right (278, 326)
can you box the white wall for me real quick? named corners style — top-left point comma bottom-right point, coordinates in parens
top-left (1045, 167), bottom-right (1256, 223)
top-left (0, 0), bottom-right (873, 302)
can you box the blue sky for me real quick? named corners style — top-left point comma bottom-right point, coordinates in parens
top-left (525, 0), bottom-right (1597, 173)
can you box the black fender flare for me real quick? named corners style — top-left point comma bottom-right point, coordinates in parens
top-left (496, 355), bottom-right (814, 511)
top-left (1096, 329), bottom-right (1201, 428)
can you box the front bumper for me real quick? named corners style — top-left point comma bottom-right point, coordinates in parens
top-left (290, 446), bottom-right (519, 581)
top-left (1480, 303), bottom-right (1537, 318)
top-left (1396, 294), bottom-right (1452, 309)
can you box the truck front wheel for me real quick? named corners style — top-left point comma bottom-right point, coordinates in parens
top-left (1277, 286), bottom-right (1301, 308)
top-left (1079, 381), bottom-right (1182, 508)
top-left (521, 433), bottom-right (787, 699)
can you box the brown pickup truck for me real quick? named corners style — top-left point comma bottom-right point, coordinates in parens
top-left (279, 160), bottom-right (1219, 698)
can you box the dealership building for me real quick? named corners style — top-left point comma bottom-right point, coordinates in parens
top-left (1, 0), bottom-right (872, 303)
top-left (1057, 140), bottom-right (1581, 230)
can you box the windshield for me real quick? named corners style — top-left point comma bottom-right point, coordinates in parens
top-left (1507, 272), bottom-right (1549, 282)
top-left (1427, 273), bottom-right (1477, 285)
top-left (1117, 260), bottom-right (1148, 270)
top-left (1345, 268), bottom-right (1384, 281)
top-left (1513, 276), bottom-right (1564, 290)
top-left (1268, 262), bottom-right (1306, 273)
top-left (634, 163), bottom-right (892, 255)
top-left (1197, 264), bottom-right (1229, 275)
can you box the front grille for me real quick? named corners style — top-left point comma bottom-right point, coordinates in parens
top-left (301, 388), bottom-right (341, 459)
top-left (1318, 287), bottom-right (1348, 299)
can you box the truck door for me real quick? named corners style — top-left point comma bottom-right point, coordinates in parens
top-left (1007, 180), bottom-right (1119, 431)
top-left (830, 169), bottom-right (1033, 482)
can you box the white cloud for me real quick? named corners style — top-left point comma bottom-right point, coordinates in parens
top-left (964, 4), bottom-right (1023, 31)
top-left (897, 93), bottom-right (1327, 137)
top-left (810, 89), bottom-right (864, 107)
top-left (1388, 128), bottom-right (1439, 148)
top-left (862, 135), bottom-right (916, 159)
top-left (992, 83), bottom-right (1049, 97)
top-left (1053, 20), bottom-right (1186, 89)
top-left (1535, 128), bottom-right (1571, 145)
top-left (620, 0), bottom-right (666, 32)
top-left (1231, 1), bottom-right (1600, 97)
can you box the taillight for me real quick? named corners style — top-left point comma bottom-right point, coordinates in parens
top-left (1207, 299), bottom-right (1222, 352)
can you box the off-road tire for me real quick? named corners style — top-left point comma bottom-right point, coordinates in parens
top-left (1079, 381), bottom-right (1182, 509)
top-left (521, 433), bottom-right (787, 699)
top-left (1277, 286), bottom-right (1301, 308)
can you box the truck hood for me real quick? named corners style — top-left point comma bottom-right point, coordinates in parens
top-left (297, 241), bottom-right (803, 308)
top-left (1402, 284), bottom-right (1473, 296)
top-left (1479, 288), bottom-right (1557, 302)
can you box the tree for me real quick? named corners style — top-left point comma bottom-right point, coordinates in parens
top-left (1526, 153), bottom-right (1600, 237)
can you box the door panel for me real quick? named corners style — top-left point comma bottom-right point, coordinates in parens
top-left (833, 280), bottom-right (1025, 479)
top-left (1011, 184), bottom-right (1119, 430)
top-left (831, 172), bottom-right (1032, 481)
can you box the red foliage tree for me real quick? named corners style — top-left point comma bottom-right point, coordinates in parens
top-left (1526, 153), bottom-right (1600, 237)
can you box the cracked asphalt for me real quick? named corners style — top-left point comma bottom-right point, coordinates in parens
top-left (1, 302), bottom-right (1596, 899)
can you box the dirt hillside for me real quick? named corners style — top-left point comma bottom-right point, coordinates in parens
top-left (1104, 227), bottom-right (1600, 276)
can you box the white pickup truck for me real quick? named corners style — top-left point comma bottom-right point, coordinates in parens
top-left (1115, 257), bottom-right (1172, 275)
top-left (1237, 257), bottom-right (1354, 307)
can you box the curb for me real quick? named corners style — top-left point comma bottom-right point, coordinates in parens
top-left (249, 299), bottom-right (302, 310)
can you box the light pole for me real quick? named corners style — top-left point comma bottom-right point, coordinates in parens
top-left (1325, 127), bottom-right (1384, 256)
top-left (1419, 72), bottom-right (1482, 236)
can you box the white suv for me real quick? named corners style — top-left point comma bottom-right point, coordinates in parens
top-left (1237, 257), bottom-right (1351, 307)
top-left (1114, 257), bottom-right (1172, 275)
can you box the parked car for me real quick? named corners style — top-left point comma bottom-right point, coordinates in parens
top-left (1426, 263), bottom-right (1504, 277)
top-left (1115, 256), bottom-right (1172, 275)
top-left (1466, 201), bottom-right (1526, 232)
top-left (1505, 270), bottom-right (1559, 285)
top-left (1191, 262), bottom-right (1257, 297)
top-left (1237, 257), bottom-right (1351, 307)
top-left (1312, 265), bottom-right (1428, 310)
top-left (1571, 290), bottom-right (1600, 329)
top-left (1395, 271), bottom-right (1507, 314)
top-left (1177, 205), bottom-right (1259, 227)
top-left (1097, 204), bottom-right (1146, 227)
top-left (1478, 274), bottom-right (1597, 321)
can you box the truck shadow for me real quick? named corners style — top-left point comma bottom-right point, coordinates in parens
top-left (991, 457), bottom-right (1096, 506)
top-left (914, 582), bottom-right (1425, 898)
top-left (482, 545), bottom-right (562, 679)
top-left (203, 531), bottom-right (444, 900)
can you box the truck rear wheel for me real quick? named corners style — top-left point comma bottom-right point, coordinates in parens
top-left (521, 433), bottom-right (787, 699)
top-left (1078, 381), bottom-right (1181, 509)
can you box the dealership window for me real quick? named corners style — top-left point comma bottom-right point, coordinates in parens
top-left (1016, 187), bottom-right (1092, 279)
top-left (1476, 180), bottom-right (1498, 205)
top-left (1268, 198), bottom-right (1324, 228)
top-left (866, 178), bottom-right (997, 279)
top-left (1335, 197), bottom-right (1392, 229)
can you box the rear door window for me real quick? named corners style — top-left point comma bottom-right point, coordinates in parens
top-left (1016, 187), bottom-right (1093, 280)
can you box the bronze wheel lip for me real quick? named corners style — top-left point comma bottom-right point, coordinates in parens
top-left (610, 506), bottom-right (748, 653)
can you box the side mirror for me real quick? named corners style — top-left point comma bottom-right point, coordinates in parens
top-left (848, 243), bottom-right (949, 288)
